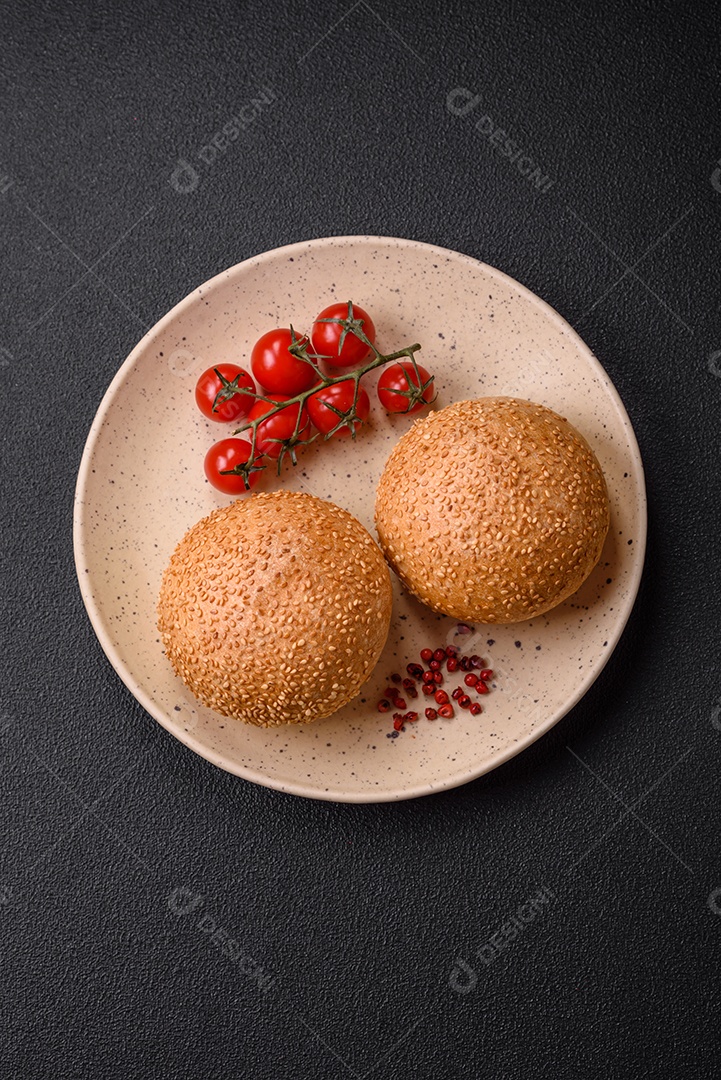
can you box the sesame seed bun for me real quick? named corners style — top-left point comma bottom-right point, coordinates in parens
top-left (375, 397), bottom-right (610, 624)
top-left (158, 491), bottom-right (393, 726)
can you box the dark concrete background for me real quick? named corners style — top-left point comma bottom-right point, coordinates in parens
top-left (1, 1), bottom-right (719, 1076)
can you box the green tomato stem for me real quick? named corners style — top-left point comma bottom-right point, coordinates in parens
top-left (223, 303), bottom-right (425, 484)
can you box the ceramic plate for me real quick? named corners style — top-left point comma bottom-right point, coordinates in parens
top-left (73, 236), bottom-right (646, 802)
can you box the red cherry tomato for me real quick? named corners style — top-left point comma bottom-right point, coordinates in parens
top-left (250, 328), bottom-right (318, 395)
top-left (204, 438), bottom-right (264, 494)
top-left (247, 395), bottom-right (311, 458)
top-left (377, 361), bottom-right (434, 414)
top-left (311, 302), bottom-right (376, 369)
top-left (195, 364), bottom-right (255, 422)
top-left (307, 381), bottom-right (371, 438)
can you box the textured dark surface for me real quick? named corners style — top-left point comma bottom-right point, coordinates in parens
top-left (1, 1), bottom-right (720, 1076)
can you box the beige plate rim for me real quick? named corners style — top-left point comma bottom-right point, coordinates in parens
top-left (73, 234), bottom-right (647, 802)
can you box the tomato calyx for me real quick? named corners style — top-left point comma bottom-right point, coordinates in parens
top-left (218, 455), bottom-right (267, 488)
top-left (287, 324), bottom-right (328, 371)
top-left (210, 367), bottom-right (256, 414)
top-left (320, 400), bottom-right (364, 440)
top-left (204, 437), bottom-right (266, 494)
top-left (269, 423), bottom-right (315, 470)
top-left (381, 359), bottom-right (436, 413)
top-left (309, 381), bottom-right (371, 439)
top-left (313, 300), bottom-right (375, 359)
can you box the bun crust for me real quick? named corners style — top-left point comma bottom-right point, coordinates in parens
top-left (158, 491), bottom-right (392, 726)
top-left (375, 397), bottom-right (610, 624)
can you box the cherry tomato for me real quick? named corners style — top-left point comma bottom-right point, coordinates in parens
top-left (247, 395), bottom-right (311, 458)
top-left (204, 438), bottom-right (264, 495)
top-left (377, 361), bottom-right (434, 414)
top-left (311, 302), bottom-right (376, 369)
top-left (195, 364), bottom-right (255, 422)
top-left (250, 328), bottom-right (318, 395)
top-left (307, 381), bottom-right (371, 438)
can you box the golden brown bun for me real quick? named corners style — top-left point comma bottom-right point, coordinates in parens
top-left (158, 491), bottom-right (392, 726)
top-left (375, 397), bottom-right (610, 624)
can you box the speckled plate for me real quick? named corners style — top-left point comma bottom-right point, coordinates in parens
top-left (74, 236), bottom-right (646, 802)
